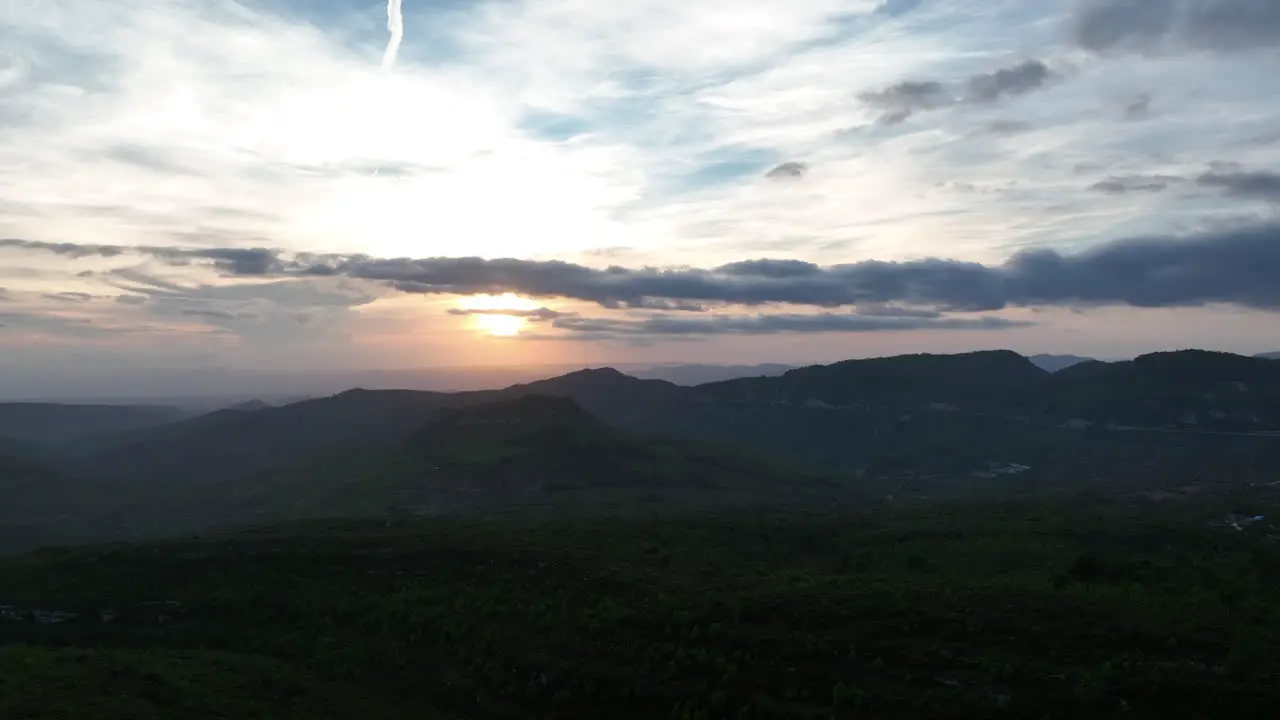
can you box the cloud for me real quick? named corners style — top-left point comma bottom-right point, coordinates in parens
top-left (547, 311), bottom-right (1028, 338)
top-left (4, 0), bottom-right (1280, 364)
top-left (1197, 169), bottom-right (1280, 201)
top-left (854, 303), bottom-right (941, 318)
top-left (0, 307), bottom-right (229, 343)
top-left (99, 143), bottom-right (198, 175)
top-left (1089, 174), bottom-right (1182, 194)
top-left (180, 309), bottom-right (255, 321)
top-left (447, 306), bottom-right (571, 321)
top-left (1123, 92), bottom-right (1152, 120)
top-left (985, 120), bottom-right (1033, 136)
top-left (599, 298), bottom-right (709, 311)
top-left (1073, 0), bottom-right (1280, 53)
top-left (0, 239), bottom-right (282, 275)
top-left (859, 59), bottom-right (1054, 124)
top-left (715, 259), bottom-right (821, 278)
top-left (765, 161), bottom-right (808, 179)
top-left (41, 291), bottom-right (95, 303)
top-left (963, 60), bottom-right (1053, 103)
top-left (312, 222), bottom-right (1280, 311)
top-left (9, 221), bottom-right (1280, 314)
top-left (382, 0), bottom-right (405, 72)
top-left (859, 80), bottom-right (953, 124)
top-left (875, 0), bottom-right (925, 17)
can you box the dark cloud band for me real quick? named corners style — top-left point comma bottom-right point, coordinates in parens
top-left (447, 306), bottom-right (570, 321)
top-left (5, 221), bottom-right (1280, 313)
top-left (546, 312), bottom-right (1028, 339)
top-left (1074, 0), bottom-right (1280, 53)
top-left (1198, 170), bottom-right (1280, 201)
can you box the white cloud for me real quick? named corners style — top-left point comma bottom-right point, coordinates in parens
top-left (0, 0), bottom-right (645, 261)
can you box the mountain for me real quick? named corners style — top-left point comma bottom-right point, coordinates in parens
top-left (689, 349), bottom-right (1280, 433)
top-left (149, 395), bottom-right (837, 531)
top-left (13, 347), bottom-right (1280, 553)
top-left (697, 350), bottom-right (1048, 410)
top-left (629, 363), bottom-right (796, 385)
top-left (1257, 351), bottom-right (1280, 360)
top-left (0, 450), bottom-right (124, 552)
top-left (57, 388), bottom-right (468, 492)
top-left (493, 367), bottom-right (690, 432)
top-left (223, 399), bottom-right (272, 412)
top-left (1027, 354), bottom-right (1094, 373)
top-left (401, 394), bottom-right (835, 511)
top-left (0, 403), bottom-right (188, 445)
top-left (54, 370), bottom-right (682, 511)
top-left (105, 350), bottom-right (1280, 496)
top-left (1041, 350), bottom-right (1280, 430)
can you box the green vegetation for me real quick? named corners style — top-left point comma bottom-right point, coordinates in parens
top-left (3, 487), bottom-right (1279, 718)
top-left (137, 395), bottom-right (838, 536)
top-left (4, 349), bottom-right (1280, 716)
top-left (0, 646), bottom-right (418, 720)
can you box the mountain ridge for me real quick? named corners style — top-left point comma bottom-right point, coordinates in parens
top-left (1027, 354), bottom-right (1094, 373)
top-left (136, 394), bottom-right (839, 532)
top-left (8, 347), bottom-right (1280, 553)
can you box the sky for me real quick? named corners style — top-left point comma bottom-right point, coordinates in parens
top-left (3, 0), bottom-right (1280, 398)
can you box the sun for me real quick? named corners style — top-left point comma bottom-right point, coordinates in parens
top-left (456, 293), bottom-right (539, 337)
top-left (456, 293), bottom-right (540, 313)
top-left (473, 313), bottom-right (525, 337)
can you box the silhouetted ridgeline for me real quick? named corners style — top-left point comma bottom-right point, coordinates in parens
top-left (1027, 353), bottom-right (1094, 372)
top-left (2, 349), bottom-right (1280, 552)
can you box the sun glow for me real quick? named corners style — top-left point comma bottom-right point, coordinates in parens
top-left (473, 313), bottom-right (526, 337)
top-left (457, 293), bottom-right (540, 312)
top-left (456, 293), bottom-right (540, 337)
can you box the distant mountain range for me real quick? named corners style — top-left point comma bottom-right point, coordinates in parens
top-left (0, 403), bottom-right (189, 444)
top-left (0, 356), bottom-right (1096, 406)
top-left (5, 348), bottom-right (1280, 552)
top-left (1027, 354), bottom-right (1094, 373)
top-left (628, 363), bottom-right (795, 385)
top-left (1257, 352), bottom-right (1280, 360)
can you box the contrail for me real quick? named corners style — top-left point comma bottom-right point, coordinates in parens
top-left (381, 0), bottom-right (404, 72)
